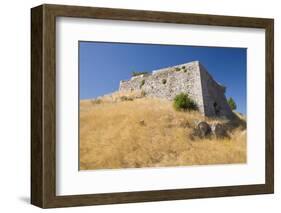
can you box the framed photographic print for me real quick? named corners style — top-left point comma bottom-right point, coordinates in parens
top-left (31, 4), bottom-right (274, 208)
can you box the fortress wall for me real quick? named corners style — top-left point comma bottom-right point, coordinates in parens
top-left (199, 63), bottom-right (233, 118)
top-left (119, 61), bottom-right (205, 114)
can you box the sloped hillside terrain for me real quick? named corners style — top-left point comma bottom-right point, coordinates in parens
top-left (79, 91), bottom-right (246, 170)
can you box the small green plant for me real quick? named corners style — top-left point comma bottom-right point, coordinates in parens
top-left (162, 79), bottom-right (167, 84)
top-left (182, 66), bottom-right (186, 69)
top-left (91, 99), bottom-right (102, 105)
top-left (132, 71), bottom-right (148, 77)
top-left (173, 93), bottom-right (197, 111)
top-left (120, 96), bottom-right (134, 101)
top-left (175, 67), bottom-right (181, 72)
top-left (227, 97), bottom-right (237, 110)
top-left (140, 79), bottom-right (145, 88)
top-left (141, 90), bottom-right (146, 97)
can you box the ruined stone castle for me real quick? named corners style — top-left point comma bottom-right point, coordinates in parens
top-left (119, 61), bottom-right (233, 118)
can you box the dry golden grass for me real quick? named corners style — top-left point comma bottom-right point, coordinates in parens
top-left (80, 92), bottom-right (246, 170)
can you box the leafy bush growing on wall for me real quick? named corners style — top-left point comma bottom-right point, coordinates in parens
top-left (132, 71), bottom-right (148, 77)
top-left (140, 79), bottom-right (145, 88)
top-left (162, 79), bottom-right (167, 84)
top-left (141, 90), bottom-right (146, 97)
top-left (173, 93), bottom-right (197, 111)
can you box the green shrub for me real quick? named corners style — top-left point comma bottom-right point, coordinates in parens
top-left (227, 97), bottom-right (237, 110)
top-left (162, 79), bottom-right (167, 84)
top-left (120, 96), bottom-right (134, 101)
top-left (91, 99), bottom-right (102, 104)
top-left (141, 90), bottom-right (146, 97)
top-left (132, 71), bottom-right (148, 77)
top-left (173, 93), bottom-right (197, 111)
top-left (182, 66), bottom-right (186, 69)
top-left (140, 79), bottom-right (145, 88)
top-left (175, 67), bottom-right (181, 72)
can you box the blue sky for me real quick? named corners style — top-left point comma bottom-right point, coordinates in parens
top-left (79, 41), bottom-right (247, 114)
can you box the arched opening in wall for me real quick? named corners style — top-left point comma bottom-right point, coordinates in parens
top-left (213, 102), bottom-right (220, 116)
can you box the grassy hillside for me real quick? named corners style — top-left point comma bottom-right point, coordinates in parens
top-left (80, 91), bottom-right (246, 170)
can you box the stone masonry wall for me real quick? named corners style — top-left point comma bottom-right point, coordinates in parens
top-left (199, 63), bottom-right (233, 118)
top-left (119, 60), bottom-right (233, 118)
top-left (119, 61), bottom-right (205, 114)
